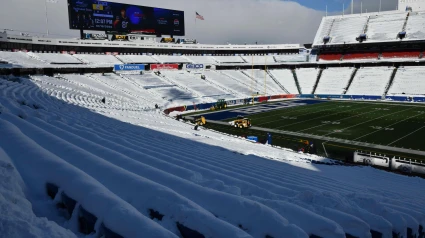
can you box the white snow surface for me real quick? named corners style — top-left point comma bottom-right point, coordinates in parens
top-left (388, 66), bottom-right (425, 96)
top-left (296, 68), bottom-right (320, 94)
top-left (0, 74), bottom-right (425, 238)
top-left (346, 67), bottom-right (394, 96)
top-left (405, 12), bottom-right (425, 40)
top-left (315, 67), bottom-right (354, 94)
top-left (115, 55), bottom-right (158, 64)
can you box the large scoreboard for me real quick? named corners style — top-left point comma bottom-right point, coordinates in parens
top-left (68, 0), bottom-right (185, 36)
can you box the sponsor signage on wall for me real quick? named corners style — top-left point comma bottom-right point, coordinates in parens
top-left (150, 64), bottom-right (179, 70)
top-left (185, 64), bottom-right (204, 70)
top-left (114, 64), bottom-right (145, 71)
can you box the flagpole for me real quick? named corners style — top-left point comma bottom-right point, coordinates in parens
top-left (45, 0), bottom-right (49, 35)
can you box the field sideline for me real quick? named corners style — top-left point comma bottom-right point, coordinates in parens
top-left (192, 99), bottom-right (425, 161)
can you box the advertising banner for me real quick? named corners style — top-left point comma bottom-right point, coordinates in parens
top-left (151, 64), bottom-right (179, 70)
top-left (184, 64), bottom-right (204, 70)
top-left (68, 0), bottom-right (185, 36)
top-left (114, 64), bottom-right (145, 71)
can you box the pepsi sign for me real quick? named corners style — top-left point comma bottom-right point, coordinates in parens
top-left (185, 64), bottom-right (204, 70)
top-left (114, 64), bottom-right (145, 71)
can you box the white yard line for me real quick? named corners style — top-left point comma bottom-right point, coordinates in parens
top-left (346, 108), bottom-right (420, 140)
top-left (256, 102), bottom-right (335, 125)
top-left (297, 106), bottom-right (397, 133)
top-left (387, 125), bottom-right (425, 146)
top-left (275, 104), bottom-right (374, 129)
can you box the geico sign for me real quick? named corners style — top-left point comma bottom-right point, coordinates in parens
top-left (186, 64), bottom-right (204, 69)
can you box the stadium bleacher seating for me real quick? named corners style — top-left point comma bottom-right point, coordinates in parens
top-left (388, 66), bottom-right (425, 96)
top-left (274, 54), bottom-right (307, 62)
top-left (116, 55), bottom-right (158, 64)
top-left (313, 17), bottom-right (334, 45)
top-left (328, 16), bottom-right (368, 44)
top-left (72, 54), bottom-right (123, 66)
top-left (268, 69), bottom-right (299, 94)
top-left (343, 52), bottom-right (379, 61)
top-left (212, 56), bottom-right (245, 64)
top-left (318, 53), bottom-right (342, 61)
top-left (242, 56), bottom-right (276, 64)
top-left (315, 67), bottom-right (353, 94)
top-left (346, 67), bottom-right (394, 96)
top-left (162, 71), bottom-right (232, 99)
top-left (151, 55), bottom-right (190, 63)
top-left (296, 68), bottom-right (320, 94)
top-left (184, 56), bottom-right (217, 65)
top-left (367, 12), bottom-right (407, 42)
top-left (405, 12), bottom-right (425, 40)
top-left (381, 51), bottom-right (421, 59)
top-left (202, 70), bottom-right (253, 97)
top-left (30, 53), bottom-right (83, 64)
top-left (0, 51), bottom-right (48, 68)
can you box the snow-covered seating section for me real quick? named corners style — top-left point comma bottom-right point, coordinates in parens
top-left (296, 68), bottom-right (320, 94)
top-left (184, 56), bottom-right (217, 64)
top-left (152, 55), bottom-right (189, 63)
top-left (126, 73), bottom-right (172, 88)
top-left (313, 17), bottom-right (334, 45)
top-left (202, 70), bottom-right (253, 97)
top-left (269, 69), bottom-right (299, 94)
top-left (242, 56), bottom-right (276, 64)
top-left (115, 55), bottom-right (158, 64)
top-left (1, 75), bottom-right (425, 238)
top-left (367, 12), bottom-right (407, 42)
top-left (212, 56), bottom-right (245, 63)
top-left (162, 71), bottom-right (231, 99)
top-left (274, 54), bottom-right (307, 62)
top-left (405, 12), bottom-right (425, 40)
top-left (72, 54), bottom-right (122, 66)
top-left (30, 53), bottom-right (83, 64)
top-left (0, 51), bottom-right (47, 68)
top-left (346, 67), bottom-right (393, 96)
top-left (247, 69), bottom-right (287, 95)
top-left (222, 70), bottom-right (265, 95)
top-left (388, 66), bottom-right (425, 96)
top-left (329, 16), bottom-right (368, 44)
top-left (315, 67), bottom-right (353, 94)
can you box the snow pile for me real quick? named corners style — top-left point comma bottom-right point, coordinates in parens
top-left (0, 51), bottom-right (48, 68)
top-left (0, 75), bottom-right (425, 238)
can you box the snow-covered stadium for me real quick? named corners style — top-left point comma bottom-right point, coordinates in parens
top-left (2, 1), bottom-right (425, 238)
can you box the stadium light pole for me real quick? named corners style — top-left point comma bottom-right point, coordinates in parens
top-left (379, 0), bottom-right (382, 12)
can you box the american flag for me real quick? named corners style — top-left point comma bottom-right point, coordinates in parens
top-left (196, 12), bottom-right (204, 20)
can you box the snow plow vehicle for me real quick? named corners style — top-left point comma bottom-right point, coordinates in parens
top-left (229, 118), bottom-right (251, 128)
top-left (193, 116), bottom-right (206, 126)
top-left (210, 99), bottom-right (228, 111)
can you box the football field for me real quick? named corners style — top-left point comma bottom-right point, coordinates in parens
top-left (195, 100), bottom-right (425, 161)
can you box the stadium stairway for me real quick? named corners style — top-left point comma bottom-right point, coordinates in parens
top-left (384, 67), bottom-right (399, 96)
top-left (344, 68), bottom-right (359, 94)
top-left (291, 69), bottom-right (302, 94)
top-left (265, 70), bottom-right (290, 94)
top-left (311, 68), bottom-right (324, 94)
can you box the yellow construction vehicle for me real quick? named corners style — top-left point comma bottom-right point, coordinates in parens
top-left (193, 116), bottom-right (206, 125)
top-left (229, 118), bottom-right (251, 128)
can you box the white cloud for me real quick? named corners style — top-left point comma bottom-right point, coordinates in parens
top-left (0, 0), bottom-right (325, 44)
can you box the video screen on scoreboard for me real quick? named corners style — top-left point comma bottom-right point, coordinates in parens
top-left (67, 0), bottom-right (185, 36)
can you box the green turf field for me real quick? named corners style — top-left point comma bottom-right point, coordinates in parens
top-left (198, 100), bottom-right (425, 161)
